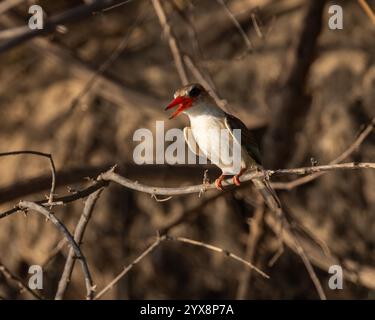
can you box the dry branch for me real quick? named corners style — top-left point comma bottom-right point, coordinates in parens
top-left (152, 0), bottom-right (189, 85)
top-left (0, 259), bottom-right (42, 300)
top-left (1, 161), bottom-right (374, 220)
top-left (0, 0), bottom-right (27, 15)
top-left (94, 233), bottom-right (268, 299)
top-left (216, 0), bottom-right (253, 52)
top-left (272, 117), bottom-right (375, 190)
top-left (236, 199), bottom-right (264, 299)
top-left (17, 201), bottom-right (95, 299)
top-left (98, 162), bottom-right (375, 196)
top-left (0, 0), bottom-right (127, 54)
top-left (55, 188), bottom-right (104, 300)
top-left (358, 0), bottom-right (375, 25)
top-left (265, 212), bottom-right (375, 290)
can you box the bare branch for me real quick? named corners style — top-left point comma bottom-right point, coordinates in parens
top-left (358, 0), bottom-right (375, 25)
top-left (66, 7), bottom-right (147, 116)
top-left (236, 199), bottom-right (264, 299)
top-left (151, 0), bottom-right (189, 85)
top-left (0, 0), bottom-right (129, 54)
top-left (99, 162), bottom-right (375, 196)
top-left (94, 234), bottom-right (165, 299)
top-left (282, 217), bottom-right (326, 300)
top-left (272, 117), bottom-right (375, 190)
top-left (94, 233), bottom-right (269, 299)
top-left (1, 161), bottom-right (374, 220)
top-left (168, 235), bottom-right (269, 279)
top-left (0, 260), bottom-right (42, 300)
top-left (183, 54), bottom-right (233, 113)
top-left (0, 0), bottom-right (27, 15)
top-left (55, 188), bottom-right (104, 300)
top-left (215, 0), bottom-right (253, 52)
top-left (265, 212), bottom-right (375, 291)
top-left (17, 201), bottom-right (95, 300)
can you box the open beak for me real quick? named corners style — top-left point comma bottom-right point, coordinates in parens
top-left (165, 96), bottom-right (192, 119)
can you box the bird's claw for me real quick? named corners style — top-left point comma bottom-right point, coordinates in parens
top-left (233, 175), bottom-right (241, 186)
top-left (215, 176), bottom-right (224, 191)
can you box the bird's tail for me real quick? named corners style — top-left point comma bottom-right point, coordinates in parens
top-left (252, 178), bottom-right (282, 215)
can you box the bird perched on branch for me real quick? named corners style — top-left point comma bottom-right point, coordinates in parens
top-left (165, 83), bottom-right (281, 212)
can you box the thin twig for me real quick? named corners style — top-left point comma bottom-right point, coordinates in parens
top-left (236, 199), bottom-right (264, 299)
top-left (152, 0), bottom-right (189, 85)
top-left (358, 0), bottom-right (375, 25)
top-left (41, 238), bottom-right (67, 268)
top-left (94, 234), bottom-right (166, 299)
top-left (0, 0), bottom-right (127, 54)
top-left (183, 54), bottom-right (233, 113)
top-left (94, 233), bottom-right (269, 299)
top-left (272, 117), bottom-right (375, 190)
top-left (0, 151), bottom-right (56, 205)
top-left (0, 180), bottom-right (108, 220)
top-left (55, 188), bottom-right (104, 300)
top-left (216, 0), bottom-right (253, 52)
top-left (66, 7), bottom-right (147, 116)
top-left (18, 201), bottom-right (95, 300)
top-left (283, 217), bottom-right (327, 300)
top-left (0, 260), bottom-right (42, 300)
top-left (0, 0), bottom-right (27, 15)
top-left (168, 235), bottom-right (269, 279)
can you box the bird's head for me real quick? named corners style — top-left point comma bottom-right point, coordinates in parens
top-left (165, 83), bottom-right (207, 119)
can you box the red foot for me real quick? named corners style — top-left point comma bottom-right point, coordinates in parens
top-left (233, 175), bottom-right (241, 186)
top-left (215, 175), bottom-right (225, 191)
top-left (233, 168), bottom-right (246, 187)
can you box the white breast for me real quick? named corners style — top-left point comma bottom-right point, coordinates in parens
top-left (189, 114), bottom-right (246, 175)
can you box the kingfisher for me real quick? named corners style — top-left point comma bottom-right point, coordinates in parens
top-left (165, 83), bottom-right (281, 211)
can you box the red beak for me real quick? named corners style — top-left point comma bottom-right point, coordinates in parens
top-left (165, 96), bottom-right (192, 119)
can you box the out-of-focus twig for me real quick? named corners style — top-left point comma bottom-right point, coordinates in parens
top-left (265, 212), bottom-right (375, 290)
top-left (0, 260), bottom-right (42, 300)
top-left (283, 216), bottom-right (327, 300)
top-left (0, 0), bottom-right (27, 15)
top-left (264, 0), bottom-right (327, 167)
top-left (236, 198), bottom-right (264, 299)
top-left (0, 0), bottom-right (127, 54)
top-left (183, 54), bottom-right (233, 113)
top-left (94, 234), bottom-right (165, 299)
top-left (215, 0), bottom-right (253, 52)
top-left (66, 7), bottom-right (148, 116)
top-left (151, 0), bottom-right (189, 85)
top-left (94, 233), bottom-right (269, 299)
top-left (358, 0), bottom-right (375, 25)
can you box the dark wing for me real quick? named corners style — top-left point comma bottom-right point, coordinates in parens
top-left (224, 112), bottom-right (262, 165)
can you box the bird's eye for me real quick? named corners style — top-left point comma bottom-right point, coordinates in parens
top-left (188, 86), bottom-right (201, 98)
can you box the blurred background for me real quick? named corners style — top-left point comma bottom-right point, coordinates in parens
top-left (0, 0), bottom-right (374, 299)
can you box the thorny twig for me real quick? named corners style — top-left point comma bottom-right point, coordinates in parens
top-left (17, 201), bottom-right (95, 300)
top-left (0, 151), bottom-right (56, 205)
top-left (55, 188), bottom-right (104, 300)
